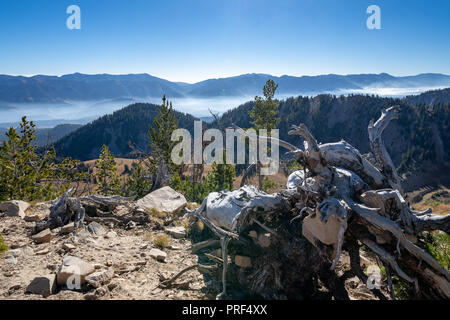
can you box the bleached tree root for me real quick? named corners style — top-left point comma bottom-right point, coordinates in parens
top-left (189, 106), bottom-right (449, 300)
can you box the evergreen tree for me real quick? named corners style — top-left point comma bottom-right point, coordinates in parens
top-left (208, 152), bottom-right (235, 192)
top-left (125, 163), bottom-right (151, 199)
top-left (148, 95), bottom-right (179, 169)
top-left (248, 80), bottom-right (280, 188)
top-left (249, 79), bottom-right (280, 131)
top-left (95, 145), bottom-right (121, 195)
top-left (0, 117), bottom-right (58, 201)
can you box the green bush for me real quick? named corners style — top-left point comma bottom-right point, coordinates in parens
top-left (0, 232), bottom-right (8, 257)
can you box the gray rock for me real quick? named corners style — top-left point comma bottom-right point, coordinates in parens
top-left (165, 226), bottom-right (187, 239)
top-left (32, 229), bottom-right (52, 243)
top-left (26, 274), bottom-right (56, 298)
top-left (149, 248), bottom-right (167, 262)
top-left (4, 257), bottom-right (17, 265)
top-left (136, 186), bottom-right (187, 214)
top-left (0, 200), bottom-right (30, 219)
top-left (85, 268), bottom-right (114, 288)
top-left (87, 222), bottom-right (106, 236)
top-left (56, 256), bottom-right (95, 287)
top-left (6, 248), bottom-right (22, 257)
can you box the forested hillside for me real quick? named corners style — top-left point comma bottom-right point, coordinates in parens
top-left (52, 103), bottom-right (199, 160)
top-left (216, 94), bottom-right (450, 173)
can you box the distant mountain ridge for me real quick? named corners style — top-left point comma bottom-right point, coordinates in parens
top-left (1, 72), bottom-right (449, 104)
top-left (50, 89), bottom-right (450, 186)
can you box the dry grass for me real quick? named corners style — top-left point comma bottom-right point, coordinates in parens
top-left (412, 187), bottom-right (450, 215)
top-left (145, 207), bottom-right (167, 219)
top-left (154, 234), bottom-right (171, 248)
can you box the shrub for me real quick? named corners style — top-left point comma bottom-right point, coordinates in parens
top-left (0, 233), bottom-right (8, 257)
top-left (154, 234), bottom-right (171, 248)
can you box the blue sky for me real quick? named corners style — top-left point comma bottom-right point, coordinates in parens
top-left (0, 0), bottom-right (449, 83)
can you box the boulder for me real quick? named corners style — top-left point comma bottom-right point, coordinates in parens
top-left (32, 229), bottom-right (52, 243)
top-left (87, 222), bottom-right (106, 236)
top-left (56, 256), bottom-right (95, 287)
top-left (26, 275), bottom-right (56, 298)
top-left (0, 200), bottom-right (30, 219)
top-left (165, 226), bottom-right (187, 239)
top-left (149, 248), bottom-right (167, 262)
top-left (85, 268), bottom-right (114, 288)
top-left (136, 186), bottom-right (187, 214)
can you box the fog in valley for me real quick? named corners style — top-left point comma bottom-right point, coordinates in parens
top-left (0, 85), bottom-right (446, 129)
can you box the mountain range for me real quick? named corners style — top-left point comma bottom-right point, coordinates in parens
top-left (1, 72), bottom-right (450, 104)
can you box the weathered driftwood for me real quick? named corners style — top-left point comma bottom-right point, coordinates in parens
top-left (34, 190), bottom-right (144, 234)
top-left (190, 106), bottom-right (450, 300)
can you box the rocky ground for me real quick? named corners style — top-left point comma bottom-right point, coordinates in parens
top-left (0, 187), bottom-right (391, 301)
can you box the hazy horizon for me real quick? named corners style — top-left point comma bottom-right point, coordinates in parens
top-left (1, 84), bottom-right (448, 128)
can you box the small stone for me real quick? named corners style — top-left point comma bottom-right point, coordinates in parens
top-left (149, 248), bottom-right (167, 262)
top-left (104, 231), bottom-right (117, 239)
top-left (165, 226), bottom-right (187, 239)
top-left (32, 229), bottom-right (52, 243)
top-left (139, 243), bottom-right (148, 250)
top-left (51, 227), bottom-right (61, 234)
top-left (56, 256), bottom-right (95, 287)
top-left (22, 246), bottom-right (34, 256)
top-left (126, 221), bottom-right (136, 230)
top-left (85, 268), bottom-right (114, 288)
top-left (5, 256), bottom-right (17, 265)
top-left (24, 214), bottom-right (44, 222)
top-left (234, 255), bottom-right (252, 268)
top-left (257, 233), bottom-right (271, 248)
top-left (60, 222), bottom-right (75, 235)
top-left (35, 247), bottom-right (50, 255)
top-left (26, 274), bottom-right (56, 298)
top-left (6, 248), bottom-right (22, 257)
top-left (248, 230), bottom-right (258, 239)
top-left (87, 222), bottom-right (106, 236)
top-left (10, 242), bottom-right (27, 249)
top-left (0, 200), bottom-right (30, 219)
top-left (168, 245), bottom-right (182, 250)
top-left (62, 243), bottom-right (76, 251)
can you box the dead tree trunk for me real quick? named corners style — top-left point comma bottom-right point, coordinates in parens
top-left (189, 106), bottom-right (450, 300)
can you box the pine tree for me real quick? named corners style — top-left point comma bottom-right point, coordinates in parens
top-left (95, 145), bottom-right (121, 196)
top-left (248, 80), bottom-right (280, 188)
top-left (249, 79), bottom-right (280, 131)
top-left (0, 117), bottom-right (58, 201)
top-left (148, 95), bottom-right (179, 168)
top-left (125, 163), bottom-right (151, 199)
top-left (208, 152), bottom-right (235, 192)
